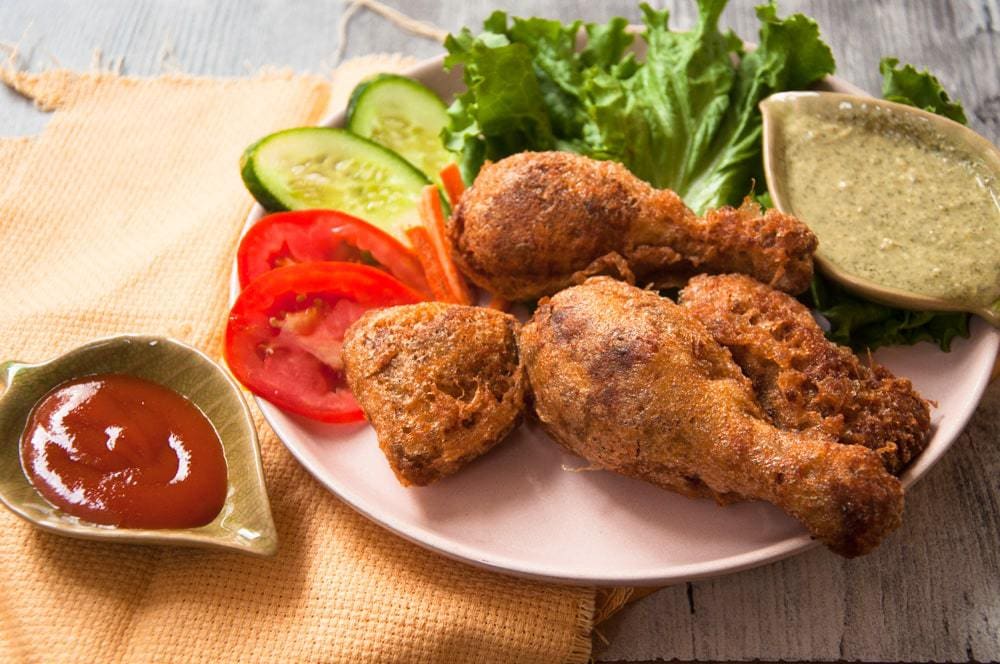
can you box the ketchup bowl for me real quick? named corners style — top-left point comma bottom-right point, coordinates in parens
top-left (0, 335), bottom-right (277, 556)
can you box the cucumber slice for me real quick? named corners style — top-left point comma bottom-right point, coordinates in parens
top-left (347, 74), bottom-right (453, 184)
top-left (240, 127), bottom-right (429, 246)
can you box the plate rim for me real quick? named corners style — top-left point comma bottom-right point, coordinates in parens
top-left (233, 53), bottom-right (1000, 586)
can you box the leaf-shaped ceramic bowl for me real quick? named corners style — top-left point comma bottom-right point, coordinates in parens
top-left (761, 91), bottom-right (1000, 326)
top-left (0, 335), bottom-right (277, 556)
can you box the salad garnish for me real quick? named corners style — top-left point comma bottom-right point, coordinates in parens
top-left (443, 0), bottom-right (833, 214)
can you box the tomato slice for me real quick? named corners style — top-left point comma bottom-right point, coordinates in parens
top-left (225, 262), bottom-right (423, 422)
top-left (237, 209), bottom-right (430, 296)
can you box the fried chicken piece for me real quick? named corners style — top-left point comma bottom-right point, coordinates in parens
top-left (343, 303), bottom-right (526, 486)
top-left (679, 274), bottom-right (931, 474)
top-left (519, 277), bottom-right (903, 557)
top-left (449, 151), bottom-right (817, 302)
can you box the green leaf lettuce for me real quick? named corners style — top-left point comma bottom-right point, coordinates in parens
top-left (880, 56), bottom-right (968, 124)
top-left (444, 0), bottom-right (834, 213)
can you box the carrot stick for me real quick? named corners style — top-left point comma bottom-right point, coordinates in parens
top-left (419, 185), bottom-right (473, 305)
top-left (439, 163), bottom-right (466, 208)
top-left (405, 226), bottom-right (455, 303)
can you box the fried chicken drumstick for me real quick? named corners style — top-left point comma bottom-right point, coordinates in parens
top-left (449, 151), bottom-right (817, 302)
top-left (519, 277), bottom-right (903, 557)
top-left (679, 274), bottom-right (931, 474)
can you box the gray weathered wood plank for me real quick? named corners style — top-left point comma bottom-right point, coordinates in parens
top-left (0, 1), bottom-right (997, 662)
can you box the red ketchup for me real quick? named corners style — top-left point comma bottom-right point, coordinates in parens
top-left (19, 374), bottom-right (227, 529)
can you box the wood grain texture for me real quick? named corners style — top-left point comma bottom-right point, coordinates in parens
top-left (0, 1), bottom-right (997, 662)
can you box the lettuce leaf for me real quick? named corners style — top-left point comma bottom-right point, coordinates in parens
top-left (880, 56), bottom-right (968, 124)
top-left (444, 0), bottom-right (834, 212)
top-left (804, 59), bottom-right (973, 352)
top-left (680, 2), bottom-right (836, 212)
top-left (808, 275), bottom-right (970, 352)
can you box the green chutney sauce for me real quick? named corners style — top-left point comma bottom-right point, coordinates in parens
top-left (780, 100), bottom-right (1000, 309)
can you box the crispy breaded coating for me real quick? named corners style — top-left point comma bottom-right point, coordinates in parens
top-left (449, 151), bottom-right (817, 301)
top-left (520, 277), bottom-right (903, 557)
top-left (342, 303), bottom-right (525, 486)
top-left (679, 274), bottom-right (931, 474)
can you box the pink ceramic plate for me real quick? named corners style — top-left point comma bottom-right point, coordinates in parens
top-left (235, 55), bottom-right (1000, 585)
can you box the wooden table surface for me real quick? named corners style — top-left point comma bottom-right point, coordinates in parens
top-left (1, 1), bottom-right (997, 662)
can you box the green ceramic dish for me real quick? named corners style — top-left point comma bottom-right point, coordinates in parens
top-left (0, 335), bottom-right (277, 556)
top-left (761, 91), bottom-right (1000, 326)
